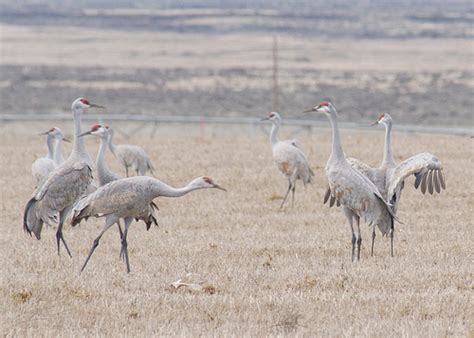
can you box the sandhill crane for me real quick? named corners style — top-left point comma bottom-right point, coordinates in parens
top-left (303, 101), bottom-right (399, 261)
top-left (31, 129), bottom-right (56, 187)
top-left (71, 176), bottom-right (226, 273)
top-left (23, 98), bottom-right (105, 257)
top-left (79, 124), bottom-right (159, 239)
top-left (108, 128), bottom-right (155, 177)
top-left (343, 113), bottom-right (446, 255)
top-left (261, 112), bottom-right (314, 209)
top-left (50, 127), bottom-right (70, 166)
top-left (31, 127), bottom-right (70, 187)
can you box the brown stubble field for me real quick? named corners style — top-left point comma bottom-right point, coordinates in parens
top-left (0, 122), bottom-right (472, 336)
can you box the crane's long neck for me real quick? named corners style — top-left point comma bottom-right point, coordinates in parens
top-left (381, 121), bottom-right (396, 167)
top-left (70, 109), bottom-right (92, 164)
top-left (53, 137), bottom-right (64, 165)
top-left (270, 122), bottom-right (280, 147)
top-left (46, 134), bottom-right (54, 160)
top-left (150, 179), bottom-right (202, 198)
top-left (96, 135), bottom-right (113, 181)
top-left (328, 110), bottom-right (345, 163)
top-left (108, 130), bottom-right (117, 154)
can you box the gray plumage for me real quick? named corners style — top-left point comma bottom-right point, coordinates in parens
top-left (345, 113), bottom-right (445, 256)
top-left (71, 176), bottom-right (226, 273)
top-left (23, 98), bottom-right (104, 257)
top-left (79, 124), bottom-right (158, 239)
top-left (262, 112), bottom-right (314, 209)
top-left (31, 127), bottom-right (70, 188)
top-left (304, 102), bottom-right (398, 261)
top-left (31, 130), bottom-right (55, 188)
top-left (108, 128), bottom-right (155, 177)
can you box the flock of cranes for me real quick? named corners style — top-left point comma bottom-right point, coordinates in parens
top-left (23, 97), bottom-right (445, 272)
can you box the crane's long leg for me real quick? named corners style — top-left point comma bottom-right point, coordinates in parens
top-left (370, 224), bottom-right (376, 257)
top-left (354, 215), bottom-right (362, 261)
top-left (280, 180), bottom-right (292, 209)
top-left (80, 215), bottom-right (118, 273)
top-left (119, 217), bottom-right (133, 273)
top-left (291, 184), bottom-right (296, 207)
top-left (390, 227), bottom-right (394, 258)
top-left (343, 207), bottom-right (356, 261)
top-left (117, 219), bottom-right (123, 239)
top-left (125, 165), bottom-right (129, 178)
top-left (56, 207), bottom-right (72, 258)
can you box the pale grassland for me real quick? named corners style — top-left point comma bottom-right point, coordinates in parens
top-left (0, 24), bottom-right (472, 72)
top-left (0, 121), bottom-right (472, 336)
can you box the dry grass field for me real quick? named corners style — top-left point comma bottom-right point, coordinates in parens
top-left (0, 121), bottom-right (472, 336)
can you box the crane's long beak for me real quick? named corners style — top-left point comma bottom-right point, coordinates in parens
top-left (302, 106), bottom-right (318, 113)
top-left (89, 103), bottom-right (106, 109)
top-left (78, 131), bottom-right (92, 137)
top-left (369, 121), bottom-right (378, 127)
top-left (213, 184), bottom-right (227, 191)
top-left (38, 131), bottom-right (49, 135)
top-left (62, 137), bottom-right (72, 143)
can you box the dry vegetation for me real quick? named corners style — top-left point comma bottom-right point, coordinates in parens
top-left (0, 121), bottom-right (472, 336)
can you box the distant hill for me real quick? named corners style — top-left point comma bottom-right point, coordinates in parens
top-left (0, 0), bottom-right (472, 39)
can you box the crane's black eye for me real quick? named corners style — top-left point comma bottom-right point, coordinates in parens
top-left (269, 113), bottom-right (275, 118)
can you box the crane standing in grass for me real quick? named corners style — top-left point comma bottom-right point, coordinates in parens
top-left (303, 101), bottom-right (399, 261)
top-left (50, 127), bottom-right (69, 166)
top-left (79, 124), bottom-right (158, 240)
top-left (32, 127), bottom-right (70, 187)
top-left (108, 128), bottom-right (155, 177)
top-left (261, 112), bottom-right (314, 209)
top-left (344, 113), bottom-right (446, 255)
top-left (31, 129), bottom-right (56, 188)
top-left (71, 176), bottom-right (226, 273)
top-left (23, 98), bottom-right (105, 257)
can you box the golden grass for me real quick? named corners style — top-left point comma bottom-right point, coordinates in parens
top-left (0, 122), bottom-right (472, 336)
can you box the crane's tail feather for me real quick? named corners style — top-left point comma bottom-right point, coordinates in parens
top-left (71, 205), bottom-right (91, 227)
top-left (323, 187), bottom-right (331, 204)
top-left (373, 193), bottom-right (403, 225)
top-left (23, 198), bottom-right (43, 240)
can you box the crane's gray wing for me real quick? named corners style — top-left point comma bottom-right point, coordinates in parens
top-left (291, 142), bottom-right (314, 179)
top-left (347, 157), bottom-right (376, 181)
top-left (284, 139), bottom-right (305, 152)
top-left (388, 152), bottom-right (445, 198)
top-left (24, 162), bottom-right (93, 238)
top-left (32, 158), bottom-right (55, 187)
top-left (350, 165), bottom-right (400, 224)
top-left (71, 179), bottom-right (148, 225)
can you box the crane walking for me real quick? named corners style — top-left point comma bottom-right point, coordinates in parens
top-left (261, 112), bottom-right (314, 209)
top-left (303, 101), bottom-right (399, 261)
top-left (23, 98), bottom-right (105, 257)
top-left (108, 128), bottom-right (155, 177)
top-left (79, 124), bottom-right (159, 240)
top-left (71, 176), bottom-right (226, 273)
top-left (343, 113), bottom-right (446, 255)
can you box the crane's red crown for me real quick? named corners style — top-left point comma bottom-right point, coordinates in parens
top-left (91, 124), bottom-right (101, 131)
top-left (203, 176), bottom-right (213, 185)
top-left (378, 113), bottom-right (385, 121)
top-left (80, 98), bottom-right (90, 105)
top-left (319, 101), bottom-right (329, 107)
